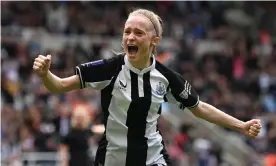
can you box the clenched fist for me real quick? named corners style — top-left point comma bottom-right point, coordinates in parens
top-left (33, 55), bottom-right (51, 77)
top-left (242, 119), bottom-right (262, 139)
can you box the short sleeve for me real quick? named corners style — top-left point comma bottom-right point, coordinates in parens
top-left (166, 71), bottom-right (199, 110)
top-left (75, 55), bottom-right (123, 90)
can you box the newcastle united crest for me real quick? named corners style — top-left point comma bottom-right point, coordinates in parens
top-left (155, 82), bottom-right (166, 96)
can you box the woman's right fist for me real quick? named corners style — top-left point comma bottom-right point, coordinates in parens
top-left (33, 55), bottom-right (51, 78)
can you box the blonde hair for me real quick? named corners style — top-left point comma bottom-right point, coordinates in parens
top-left (129, 8), bottom-right (163, 38)
top-left (116, 8), bottom-right (163, 56)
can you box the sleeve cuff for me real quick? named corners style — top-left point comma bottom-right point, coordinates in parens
top-left (186, 96), bottom-right (200, 109)
top-left (75, 66), bottom-right (85, 89)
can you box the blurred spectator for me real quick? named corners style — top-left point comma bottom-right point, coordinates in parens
top-left (168, 122), bottom-right (193, 166)
top-left (59, 104), bottom-right (103, 166)
top-left (46, 2), bottom-right (68, 34)
top-left (52, 101), bottom-right (72, 137)
top-left (20, 125), bottom-right (35, 152)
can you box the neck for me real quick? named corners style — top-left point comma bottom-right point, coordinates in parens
top-left (130, 56), bottom-right (151, 70)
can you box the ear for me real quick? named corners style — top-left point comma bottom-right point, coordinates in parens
top-left (151, 36), bottom-right (160, 46)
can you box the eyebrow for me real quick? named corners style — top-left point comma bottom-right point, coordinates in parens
top-left (124, 27), bottom-right (147, 32)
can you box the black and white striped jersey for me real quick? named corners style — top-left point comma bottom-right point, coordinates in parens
top-left (75, 54), bottom-right (199, 166)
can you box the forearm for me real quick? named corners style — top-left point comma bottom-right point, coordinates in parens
top-left (61, 157), bottom-right (68, 166)
top-left (40, 71), bottom-right (64, 94)
top-left (192, 101), bottom-right (245, 132)
top-left (60, 145), bottom-right (69, 166)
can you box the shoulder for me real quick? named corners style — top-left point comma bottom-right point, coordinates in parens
top-left (155, 60), bottom-right (180, 80)
top-left (104, 53), bottom-right (125, 65)
top-left (81, 53), bottom-right (124, 68)
top-left (105, 53), bottom-right (125, 74)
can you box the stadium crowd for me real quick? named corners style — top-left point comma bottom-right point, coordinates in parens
top-left (1, 1), bottom-right (276, 166)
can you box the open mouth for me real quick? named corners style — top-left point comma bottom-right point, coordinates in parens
top-left (127, 45), bottom-right (138, 55)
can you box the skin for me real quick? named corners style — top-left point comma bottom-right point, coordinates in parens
top-left (123, 15), bottom-right (160, 70)
top-left (33, 13), bottom-right (261, 141)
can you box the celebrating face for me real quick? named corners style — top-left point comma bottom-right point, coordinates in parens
top-left (123, 14), bottom-right (160, 69)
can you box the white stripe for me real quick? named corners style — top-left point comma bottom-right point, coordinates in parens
top-left (85, 80), bottom-right (111, 90)
top-left (156, 164), bottom-right (166, 166)
top-left (75, 66), bottom-right (84, 88)
top-left (145, 69), bottom-right (169, 166)
top-left (184, 80), bottom-right (188, 92)
top-left (138, 74), bottom-right (144, 97)
top-left (104, 70), bottom-right (130, 166)
top-left (188, 83), bottom-right (191, 95)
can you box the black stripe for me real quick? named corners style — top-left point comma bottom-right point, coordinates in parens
top-left (94, 59), bottom-right (124, 166)
top-left (164, 96), bottom-right (168, 102)
top-left (157, 104), bottom-right (162, 114)
top-left (130, 71), bottom-right (139, 100)
top-left (143, 72), bottom-right (151, 99)
top-left (126, 71), bottom-right (151, 166)
top-left (164, 86), bottom-right (169, 102)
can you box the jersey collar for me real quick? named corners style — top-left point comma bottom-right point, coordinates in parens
top-left (124, 55), bottom-right (156, 74)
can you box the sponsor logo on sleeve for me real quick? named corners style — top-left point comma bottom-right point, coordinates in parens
top-left (179, 80), bottom-right (191, 99)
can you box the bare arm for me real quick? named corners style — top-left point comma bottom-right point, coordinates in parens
top-left (33, 55), bottom-right (80, 94)
top-left (59, 144), bottom-right (69, 166)
top-left (164, 68), bottom-right (262, 138)
top-left (190, 101), bottom-right (245, 132)
top-left (91, 124), bottom-right (105, 135)
top-left (190, 101), bottom-right (262, 138)
top-left (34, 54), bottom-right (122, 93)
top-left (41, 71), bottom-right (80, 94)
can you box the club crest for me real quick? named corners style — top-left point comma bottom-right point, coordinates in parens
top-left (155, 82), bottom-right (166, 96)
